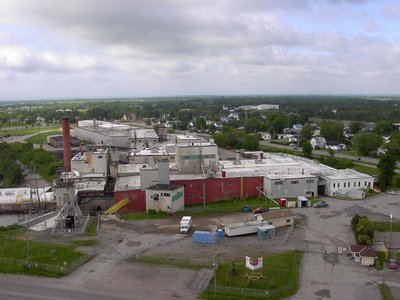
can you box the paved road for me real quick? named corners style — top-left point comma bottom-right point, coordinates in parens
top-left (260, 140), bottom-right (400, 169)
top-left (0, 273), bottom-right (134, 300)
top-left (289, 194), bottom-right (400, 300)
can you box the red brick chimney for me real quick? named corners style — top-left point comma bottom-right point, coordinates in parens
top-left (62, 117), bottom-right (72, 172)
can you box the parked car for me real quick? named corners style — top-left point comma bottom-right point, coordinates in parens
top-left (388, 259), bottom-right (398, 269)
top-left (386, 190), bottom-right (397, 196)
top-left (252, 207), bottom-right (269, 214)
top-left (313, 201), bottom-right (329, 208)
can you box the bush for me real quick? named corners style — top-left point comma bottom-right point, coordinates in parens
top-left (351, 215), bottom-right (374, 245)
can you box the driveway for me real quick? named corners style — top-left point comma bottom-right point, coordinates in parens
top-left (289, 195), bottom-right (400, 300)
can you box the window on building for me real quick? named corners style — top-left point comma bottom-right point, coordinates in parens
top-left (291, 181), bottom-right (299, 184)
top-left (348, 182), bottom-right (350, 187)
top-left (338, 183), bottom-right (340, 188)
top-left (333, 183), bottom-right (336, 188)
top-left (354, 182), bottom-right (356, 187)
top-left (365, 181), bottom-right (367, 186)
top-left (98, 156), bottom-right (102, 158)
top-left (344, 183), bottom-right (346, 187)
top-left (358, 182), bottom-right (361, 187)
top-left (275, 182), bottom-right (283, 186)
top-left (184, 156), bottom-right (189, 160)
top-left (286, 219), bottom-right (291, 223)
top-left (153, 194), bottom-right (159, 201)
top-left (306, 180), bottom-right (314, 183)
top-left (164, 193), bottom-right (170, 197)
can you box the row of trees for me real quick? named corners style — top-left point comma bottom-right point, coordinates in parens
top-left (0, 142), bottom-right (62, 187)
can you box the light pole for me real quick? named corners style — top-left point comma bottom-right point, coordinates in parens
top-left (389, 214), bottom-right (393, 257)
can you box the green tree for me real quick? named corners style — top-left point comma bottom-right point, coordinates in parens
top-left (302, 141), bottom-right (313, 158)
top-left (271, 117), bottom-right (286, 134)
top-left (300, 124), bottom-right (313, 145)
top-left (373, 121), bottom-right (393, 135)
top-left (377, 154), bottom-right (397, 190)
top-left (242, 134), bottom-right (260, 151)
top-left (349, 121), bottom-right (363, 134)
top-left (386, 131), bottom-right (400, 159)
top-left (352, 132), bottom-right (382, 156)
top-left (320, 121), bottom-right (343, 143)
top-left (194, 117), bottom-right (207, 132)
top-left (244, 117), bottom-right (262, 133)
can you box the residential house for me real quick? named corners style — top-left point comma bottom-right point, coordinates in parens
top-left (349, 245), bottom-right (376, 266)
top-left (326, 143), bottom-right (346, 151)
top-left (122, 112), bottom-right (137, 122)
top-left (310, 136), bottom-right (326, 149)
top-left (260, 132), bottom-right (272, 140)
top-left (291, 124), bottom-right (303, 133)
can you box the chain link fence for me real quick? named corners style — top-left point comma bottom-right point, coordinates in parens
top-left (0, 254), bottom-right (94, 276)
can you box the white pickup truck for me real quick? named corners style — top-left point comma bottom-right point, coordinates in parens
top-left (180, 216), bottom-right (192, 234)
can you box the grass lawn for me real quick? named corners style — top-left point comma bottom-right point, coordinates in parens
top-left (370, 222), bottom-right (400, 232)
top-left (0, 227), bottom-right (90, 277)
top-left (201, 251), bottom-right (303, 300)
top-left (0, 126), bottom-right (60, 137)
top-left (120, 212), bottom-right (168, 220)
top-left (175, 197), bottom-right (282, 216)
top-left (130, 254), bottom-right (213, 269)
top-left (71, 239), bottom-right (99, 247)
top-left (376, 251), bottom-right (385, 270)
top-left (85, 219), bottom-right (98, 236)
top-left (379, 283), bottom-right (394, 300)
top-left (352, 164), bottom-right (379, 176)
top-left (25, 130), bottom-right (61, 144)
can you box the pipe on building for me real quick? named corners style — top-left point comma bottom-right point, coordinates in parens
top-left (62, 117), bottom-right (72, 172)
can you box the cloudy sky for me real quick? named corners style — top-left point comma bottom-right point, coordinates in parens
top-left (0, 0), bottom-right (399, 100)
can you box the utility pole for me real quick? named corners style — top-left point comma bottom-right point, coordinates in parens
top-left (389, 214), bottom-right (393, 257)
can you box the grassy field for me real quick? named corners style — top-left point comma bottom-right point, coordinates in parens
top-left (352, 164), bottom-right (379, 176)
top-left (0, 126), bottom-right (60, 137)
top-left (370, 222), bottom-right (400, 232)
top-left (71, 239), bottom-right (99, 247)
top-left (379, 283), bottom-right (394, 300)
top-left (376, 251), bottom-right (385, 270)
top-left (25, 130), bottom-right (61, 144)
top-left (201, 251), bottom-right (303, 300)
top-left (85, 219), bottom-right (98, 236)
top-left (0, 226), bottom-right (89, 277)
top-left (175, 197), bottom-right (284, 216)
top-left (120, 212), bottom-right (168, 220)
top-left (130, 254), bottom-right (213, 269)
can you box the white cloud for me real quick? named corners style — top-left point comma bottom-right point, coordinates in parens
top-left (0, 0), bottom-right (399, 99)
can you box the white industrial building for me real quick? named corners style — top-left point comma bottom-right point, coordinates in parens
top-left (320, 169), bottom-right (374, 199)
top-left (175, 141), bottom-right (219, 174)
top-left (264, 174), bottom-right (318, 199)
top-left (145, 184), bottom-right (184, 213)
top-left (74, 120), bottom-right (159, 149)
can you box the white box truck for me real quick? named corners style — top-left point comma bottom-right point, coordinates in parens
top-left (180, 216), bottom-right (192, 234)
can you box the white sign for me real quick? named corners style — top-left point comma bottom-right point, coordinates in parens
top-left (245, 256), bottom-right (263, 270)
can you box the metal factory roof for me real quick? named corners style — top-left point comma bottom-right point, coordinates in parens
top-left (320, 169), bottom-right (373, 180)
top-left (218, 153), bottom-right (336, 179)
top-left (265, 173), bottom-right (317, 180)
top-left (115, 175), bottom-right (141, 191)
top-left (118, 163), bottom-right (149, 175)
top-left (176, 142), bottom-right (217, 148)
top-left (134, 128), bottom-right (158, 139)
top-left (74, 180), bottom-right (106, 192)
